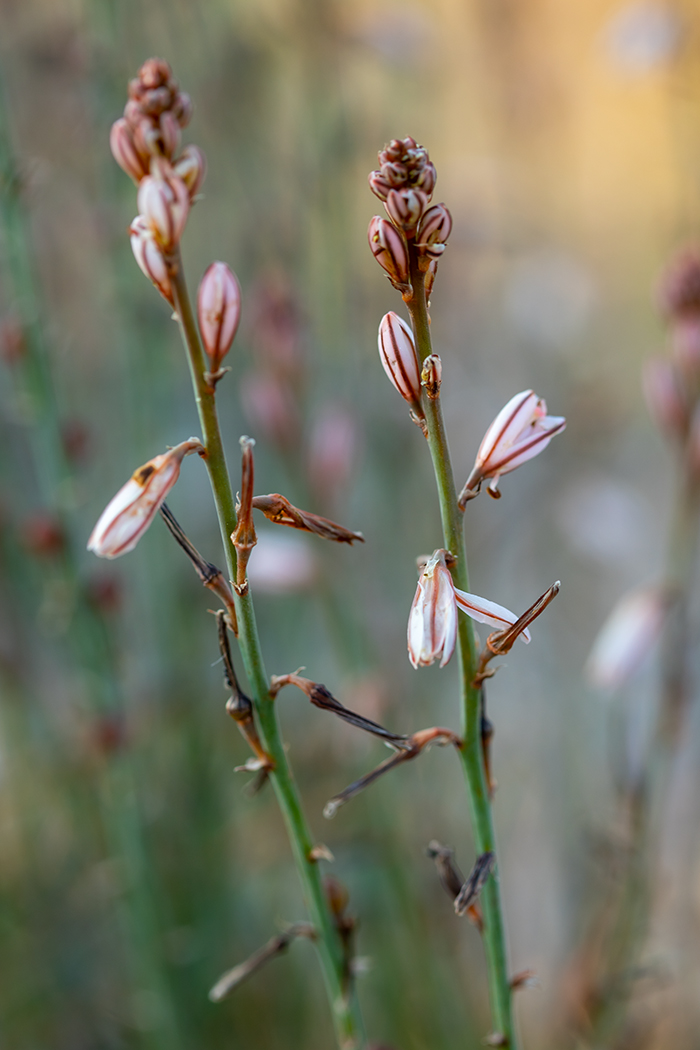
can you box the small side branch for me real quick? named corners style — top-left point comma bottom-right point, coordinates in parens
top-left (209, 922), bottom-right (316, 1002)
top-left (269, 673), bottom-right (410, 750)
top-left (160, 502), bottom-right (238, 633)
top-left (324, 727), bottom-right (461, 818)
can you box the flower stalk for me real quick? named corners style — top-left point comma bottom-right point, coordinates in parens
top-left (168, 250), bottom-right (365, 1050)
top-left (405, 250), bottom-right (518, 1046)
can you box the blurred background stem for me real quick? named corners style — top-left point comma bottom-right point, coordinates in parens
top-left (0, 78), bottom-right (185, 1050)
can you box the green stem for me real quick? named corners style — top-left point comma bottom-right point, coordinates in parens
top-left (169, 253), bottom-right (365, 1050)
top-left (406, 254), bottom-right (518, 1047)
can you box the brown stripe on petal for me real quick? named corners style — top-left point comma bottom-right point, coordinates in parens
top-left (386, 318), bottom-right (416, 404)
top-left (488, 417), bottom-right (565, 474)
top-left (478, 392), bottom-right (533, 466)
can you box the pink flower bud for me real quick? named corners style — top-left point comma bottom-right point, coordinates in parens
top-left (173, 92), bottom-right (192, 128)
top-left (414, 161), bottom-right (437, 197)
top-left (87, 438), bottom-right (203, 559)
top-left (173, 144), bottom-right (207, 198)
top-left (408, 550), bottom-right (458, 668)
top-left (158, 110), bottom-right (181, 159)
top-left (416, 203), bottom-right (452, 258)
top-left (129, 216), bottom-right (173, 303)
top-left (368, 170), bottom-right (392, 201)
top-left (385, 187), bottom-right (428, 233)
top-left (459, 390), bottom-right (566, 505)
top-left (671, 318), bottom-right (700, 379)
top-left (137, 169), bottom-right (189, 252)
top-left (197, 262), bottom-right (242, 366)
top-left (110, 118), bottom-right (149, 183)
top-left (587, 586), bottom-right (668, 691)
top-left (377, 312), bottom-right (422, 407)
top-left (642, 358), bottom-right (688, 439)
top-left (368, 216), bottom-right (410, 290)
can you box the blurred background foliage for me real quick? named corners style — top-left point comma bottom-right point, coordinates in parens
top-left (0, 0), bottom-right (699, 1047)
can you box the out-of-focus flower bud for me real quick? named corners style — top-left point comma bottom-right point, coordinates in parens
top-left (459, 389), bottom-right (566, 505)
top-left (246, 531), bottom-right (317, 593)
top-left (587, 585), bottom-right (668, 691)
top-left (173, 144), bottom-right (206, 198)
top-left (658, 248), bottom-right (700, 321)
top-left (110, 118), bottom-right (150, 183)
top-left (421, 354), bottom-right (442, 399)
top-left (240, 372), bottom-right (300, 448)
top-left (416, 203), bottom-right (452, 258)
top-left (87, 438), bottom-right (203, 559)
top-left (308, 403), bottom-right (358, 504)
top-left (22, 513), bottom-right (66, 558)
top-left (408, 549), bottom-right (458, 668)
top-left (377, 312), bottom-right (422, 408)
top-left (368, 216), bottom-right (410, 291)
top-left (385, 187), bottom-right (428, 234)
top-left (61, 420), bottom-right (90, 464)
top-left (671, 318), bottom-right (700, 380)
top-left (248, 273), bottom-right (303, 375)
top-left (642, 358), bottom-right (688, 439)
top-left (197, 262), bottom-right (242, 369)
top-left (129, 216), bottom-right (173, 303)
top-left (137, 169), bottom-right (189, 252)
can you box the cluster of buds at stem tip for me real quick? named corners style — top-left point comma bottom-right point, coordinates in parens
top-left (458, 389), bottom-right (566, 507)
top-left (377, 312), bottom-right (423, 414)
top-left (368, 138), bottom-right (437, 237)
top-left (110, 58), bottom-right (198, 185)
top-left (197, 262), bottom-right (242, 380)
top-left (407, 549), bottom-right (530, 669)
top-left (87, 438), bottom-right (203, 558)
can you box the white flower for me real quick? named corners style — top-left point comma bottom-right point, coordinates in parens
top-left (88, 438), bottom-right (202, 559)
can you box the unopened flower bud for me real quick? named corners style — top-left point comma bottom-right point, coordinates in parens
top-left (173, 144), bottom-right (206, 198)
top-left (421, 355), bottom-right (442, 399)
top-left (197, 262), bottom-right (241, 367)
top-left (368, 216), bottom-right (410, 291)
top-left (385, 187), bottom-right (428, 233)
top-left (416, 203), bottom-right (452, 258)
top-left (377, 312), bottom-right (422, 408)
top-left (173, 92), bottom-right (192, 128)
top-left (642, 358), bottom-right (688, 439)
top-left (137, 168), bottom-right (189, 252)
top-left (158, 110), bottom-right (181, 159)
top-left (414, 161), bottom-right (437, 197)
top-left (129, 216), bottom-right (173, 303)
top-left (110, 118), bottom-right (149, 183)
top-left (88, 438), bottom-right (203, 559)
top-left (368, 170), bottom-right (392, 201)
